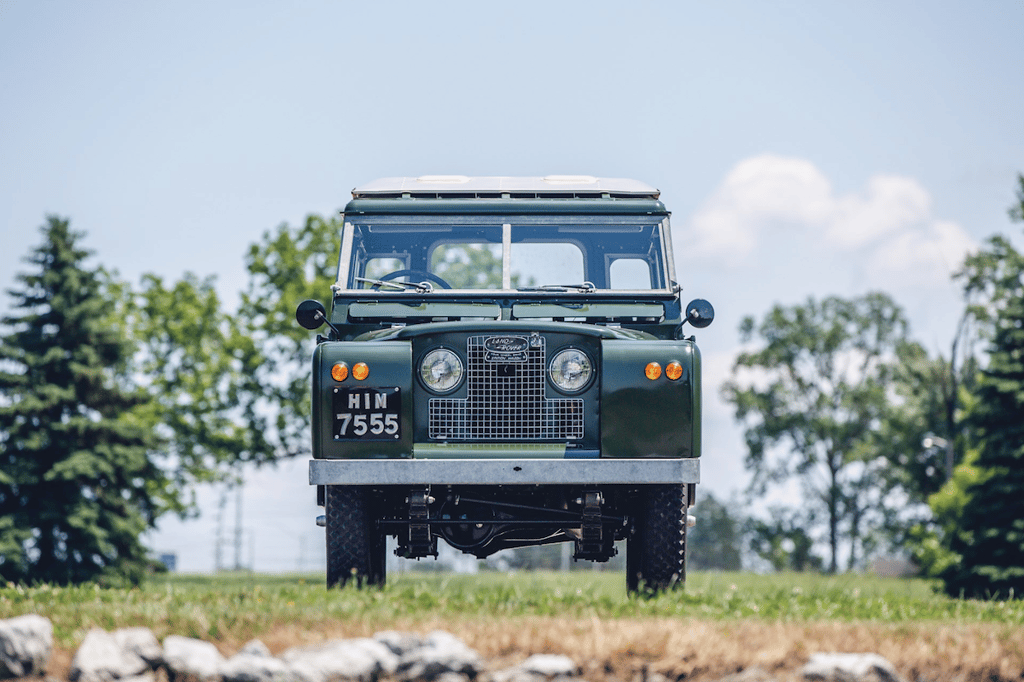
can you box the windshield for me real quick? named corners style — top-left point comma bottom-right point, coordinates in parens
top-left (338, 215), bottom-right (674, 292)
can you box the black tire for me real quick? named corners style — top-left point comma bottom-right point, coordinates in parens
top-left (626, 484), bottom-right (687, 594)
top-left (325, 486), bottom-right (386, 588)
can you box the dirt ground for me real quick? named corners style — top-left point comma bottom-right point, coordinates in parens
top-left (46, 616), bottom-right (1024, 682)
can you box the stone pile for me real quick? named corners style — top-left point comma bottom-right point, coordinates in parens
top-left (0, 614), bottom-right (907, 682)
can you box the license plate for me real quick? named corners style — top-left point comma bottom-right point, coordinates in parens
top-left (333, 387), bottom-right (401, 440)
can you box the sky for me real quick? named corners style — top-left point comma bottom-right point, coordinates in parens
top-left (2, 1), bottom-right (1023, 572)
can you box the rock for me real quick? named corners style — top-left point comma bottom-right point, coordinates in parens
top-left (641, 673), bottom-right (671, 682)
top-left (0, 614), bottom-right (53, 679)
top-left (493, 654), bottom-right (579, 682)
top-left (282, 637), bottom-right (399, 682)
top-left (395, 631), bottom-right (482, 682)
top-left (219, 652), bottom-right (293, 682)
top-left (238, 640), bottom-right (272, 658)
top-left (375, 631), bottom-right (425, 658)
top-left (70, 628), bottom-right (149, 682)
top-left (162, 635), bottom-right (225, 682)
top-left (113, 628), bottom-right (163, 668)
top-left (517, 655), bottom-right (578, 678)
top-left (801, 653), bottom-right (904, 682)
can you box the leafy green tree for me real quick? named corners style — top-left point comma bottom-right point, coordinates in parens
top-left (746, 506), bottom-right (823, 572)
top-left (0, 217), bottom-right (170, 585)
top-left (237, 214), bottom-right (342, 460)
top-left (884, 343), bottom-right (967, 498)
top-left (687, 492), bottom-right (743, 571)
top-left (908, 444), bottom-right (987, 579)
top-left (131, 273), bottom-right (264, 494)
top-left (722, 292), bottom-right (910, 572)
top-left (938, 174), bottom-right (1024, 598)
top-left (877, 334), bottom-right (978, 544)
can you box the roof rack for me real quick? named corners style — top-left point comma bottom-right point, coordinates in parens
top-left (351, 176), bottom-right (660, 200)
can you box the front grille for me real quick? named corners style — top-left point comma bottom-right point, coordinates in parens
top-left (429, 335), bottom-right (584, 441)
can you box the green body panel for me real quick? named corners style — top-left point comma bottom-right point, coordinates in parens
top-left (348, 301), bottom-right (502, 320)
top-left (310, 323), bottom-right (705, 461)
top-left (344, 198), bottom-right (669, 216)
top-left (312, 341), bottom-right (413, 459)
top-left (692, 342), bottom-right (703, 460)
top-left (600, 340), bottom-right (701, 459)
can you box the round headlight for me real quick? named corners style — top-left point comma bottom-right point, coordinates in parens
top-left (420, 349), bottom-right (463, 393)
top-left (549, 348), bottom-right (593, 393)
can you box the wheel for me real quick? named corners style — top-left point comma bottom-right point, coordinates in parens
top-left (626, 484), bottom-right (687, 594)
top-left (377, 269), bottom-right (452, 289)
top-left (325, 486), bottom-right (386, 588)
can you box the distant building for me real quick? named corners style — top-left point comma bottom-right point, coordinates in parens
top-left (157, 553), bottom-right (177, 572)
top-left (870, 557), bottom-right (917, 578)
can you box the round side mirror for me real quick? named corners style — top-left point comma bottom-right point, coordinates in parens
top-left (296, 299), bottom-right (328, 330)
top-left (685, 299), bottom-right (714, 329)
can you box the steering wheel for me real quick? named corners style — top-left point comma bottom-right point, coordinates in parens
top-left (376, 269), bottom-right (452, 290)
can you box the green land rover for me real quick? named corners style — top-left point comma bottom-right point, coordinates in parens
top-left (296, 176), bottom-right (713, 592)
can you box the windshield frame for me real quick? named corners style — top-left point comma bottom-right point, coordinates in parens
top-left (334, 214), bottom-right (678, 296)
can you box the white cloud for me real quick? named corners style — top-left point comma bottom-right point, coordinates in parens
top-left (689, 155), bottom-right (833, 264)
top-left (866, 219), bottom-right (976, 289)
top-left (682, 155), bottom-right (976, 291)
top-left (829, 175), bottom-right (932, 248)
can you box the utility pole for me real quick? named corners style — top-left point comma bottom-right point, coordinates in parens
top-left (214, 487), bottom-right (228, 571)
top-left (234, 481), bottom-right (244, 570)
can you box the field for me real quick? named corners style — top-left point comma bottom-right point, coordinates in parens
top-left (3, 570), bottom-right (1024, 681)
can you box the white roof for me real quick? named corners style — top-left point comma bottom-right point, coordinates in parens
top-left (352, 175), bottom-right (660, 199)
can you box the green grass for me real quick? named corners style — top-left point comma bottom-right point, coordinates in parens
top-left (3, 570), bottom-right (1023, 649)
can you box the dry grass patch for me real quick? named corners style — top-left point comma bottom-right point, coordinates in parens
top-left (8, 571), bottom-right (1024, 681)
top-left (38, 615), bottom-right (1024, 681)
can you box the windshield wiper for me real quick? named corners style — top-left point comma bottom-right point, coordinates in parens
top-left (518, 281), bottom-right (596, 293)
top-left (354, 277), bottom-right (434, 293)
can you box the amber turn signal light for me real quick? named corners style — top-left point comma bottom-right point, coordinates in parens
top-left (330, 363), bottom-right (349, 382)
top-left (645, 362), bottom-right (662, 380)
top-left (666, 361), bottom-right (683, 381)
top-left (353, 362), bottom-right (370, 381)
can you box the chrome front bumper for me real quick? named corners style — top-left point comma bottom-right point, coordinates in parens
top-left (309, 458), bottom-right (699, 486)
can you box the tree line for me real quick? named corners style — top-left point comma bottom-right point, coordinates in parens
top-left (718, 174), bottom-right (1024, 597)
top-left (0, 215), bottom-right (340, 584)
top-left (1, 175), bottom-right (1022, 597)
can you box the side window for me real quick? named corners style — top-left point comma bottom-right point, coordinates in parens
top-left (609, 258), bottom-right (652, 289)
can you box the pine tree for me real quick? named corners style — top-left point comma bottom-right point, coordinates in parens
top-left (941, 175), bottom-right (1024, 598)
top-left (0, 216), bottom-right (167, 585)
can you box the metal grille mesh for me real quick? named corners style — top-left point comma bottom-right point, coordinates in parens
top-left (429, 335), bottom-right (584, 440)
